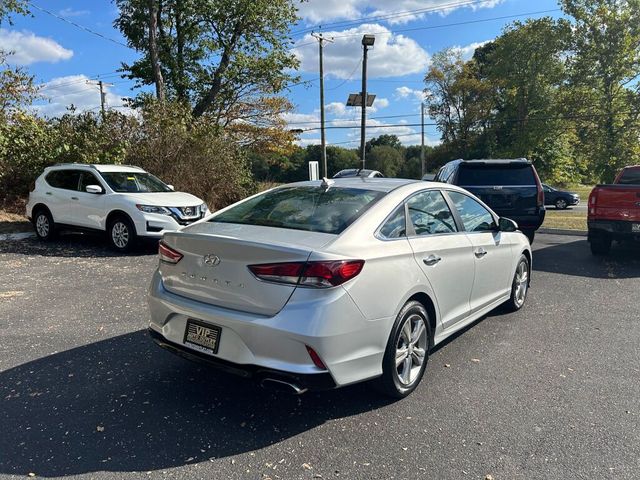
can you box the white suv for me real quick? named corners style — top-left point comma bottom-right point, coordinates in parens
top-left (26, 164), bottom-right (209, 251)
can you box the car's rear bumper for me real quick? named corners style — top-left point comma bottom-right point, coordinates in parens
top-left (148, 328), bottom-right (337, 391)
top-left (147, 271), bottom-right (390, 388)
top-left (588, 219), bottom-right (640, 241)
top-left (507, 209), bottom-right (546, 231)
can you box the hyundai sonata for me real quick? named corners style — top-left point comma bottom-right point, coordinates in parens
top-left (148, 178), bottom-right (531, 398)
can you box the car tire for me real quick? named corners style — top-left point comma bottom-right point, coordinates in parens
top-left (107, 215), bottom-right (137, 252)
top-left (375, 300), bottom-right (432, 399)
top-left (33, 208), bottom-right (56, 241)
top-left (555, 198), bottom-right (568, 210)
top-left (590, 235), bottom-right (611, 256)
top-left (504, 254), bottom-right (530, 312)
top-left (523, 229), bottom-right (535, 244)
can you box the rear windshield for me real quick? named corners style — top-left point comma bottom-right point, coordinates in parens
top-left (211, 186), bottom-right (386, 234)
top-left (618, 169), bottom-right (640, 185)
top-left (100, 172), bottom-right (171, 193)
top-left (458, 164), bottom-right (536, 186)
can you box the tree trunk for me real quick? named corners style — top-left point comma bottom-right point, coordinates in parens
top-left (148, 0), bottom-right (165, 101)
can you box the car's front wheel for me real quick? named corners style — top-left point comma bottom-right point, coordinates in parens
top-left (555, 198), bottom-right (568, 209)
top-left (376, 301), bottom-right (432, 398)
top-left (108, 216), bottom-right (137, 252)
top-left (33, 209), bottom-right (56, 241)
top-left (504, 254), bottom-right (530, 312)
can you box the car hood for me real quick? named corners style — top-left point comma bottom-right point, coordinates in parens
top-left (118, 191), bottom-right (203, 207)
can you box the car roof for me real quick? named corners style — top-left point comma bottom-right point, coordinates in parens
top-left (460, 158), bottom-right (531, 165)
top-left (289, 177), bottom-right (419, 193)
top-left (47, 163), bottom-right (146, 173)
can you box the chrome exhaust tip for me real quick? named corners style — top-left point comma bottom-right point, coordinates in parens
top-left (260, 378), bottom-right (308, 395)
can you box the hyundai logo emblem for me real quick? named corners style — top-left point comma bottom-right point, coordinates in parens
top-left (203, 254), bottom-right (221, 267)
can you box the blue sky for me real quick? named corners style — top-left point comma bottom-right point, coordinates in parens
top-left (2, 0), bottom-right (562, 147)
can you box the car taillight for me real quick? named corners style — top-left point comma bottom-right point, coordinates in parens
top-left (248, 260), bottom-right (365, 288)
top-left (306, 345), bottom-right (327, 370)
top-left (588, 188), bottom-right (599, 215)
top-left (532, 165), bottom-right (544, 207)
top-left (158, 241), bottom-right (183, 264)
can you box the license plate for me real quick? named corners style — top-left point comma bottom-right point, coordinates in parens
top-left (183, 319), bottom-right (221, 355)
top-left (632, 224), bottom-right (640, 233)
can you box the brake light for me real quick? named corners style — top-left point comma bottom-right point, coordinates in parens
top-left (248, 260), bottom-right (365, 288)
top-left (532, 165), bottom-right (544, 207)
top-left (158, 241), bottom-right (183, 264)
top-left (588, 188), bottom-right (599, 215)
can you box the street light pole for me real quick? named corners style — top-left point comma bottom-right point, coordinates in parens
top-left (421, 102), bottom-right (426, 177)
top-left (360, 34), bottom-right (375, 170)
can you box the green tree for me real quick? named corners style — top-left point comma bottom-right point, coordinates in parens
top-left (0, 0), bottom-right (28, 24)
top-left (562, 0), bottom-right (640, 181)
top-left (367, 145), bottom-right (404, 177)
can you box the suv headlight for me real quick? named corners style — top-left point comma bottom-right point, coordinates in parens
top-left (200, 203), bottom-right (209, 215)
top-left (136, 204), bottom-right (172, 215)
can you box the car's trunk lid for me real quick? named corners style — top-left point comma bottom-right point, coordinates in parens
top-left (159, 223), bottom-right (336, 316)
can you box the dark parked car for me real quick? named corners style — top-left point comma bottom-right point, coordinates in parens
top-left (434, 158), bottom-right (545, 243)
top-left (543, 184), bottom-right (580, 209)
top-left (333, 169), bottom-right (384, 178)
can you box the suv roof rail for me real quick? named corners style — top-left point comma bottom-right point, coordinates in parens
top-left (52, 163), bottom-right (98, 169)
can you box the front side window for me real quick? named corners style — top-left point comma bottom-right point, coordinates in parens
top-left (448, 191), bottom-right (495, 232)
top-left (379, 205), bottom-right (406, 239)
top-left (79, 172), bottom-right (102, 192)
top-left (407, 190), bottom-right (457, 236)
top-left (45, 170), bottom-right (81, 190)
top-left (212, 186), bottom-right (386, 235)
top-left (100, 172), bottom-right (172, 193)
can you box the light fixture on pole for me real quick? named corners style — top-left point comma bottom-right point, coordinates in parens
top-left (346, 34), bottom-right (375, 170)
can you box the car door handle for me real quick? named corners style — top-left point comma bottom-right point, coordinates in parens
top-left (45, 192), bottom-right (52, 195)
top-left (423, 255), bottom-right (442, 266)
top-left (474, 248), bottom-right (488, 258)
top-left (70, 196), bottom-right (79, 200)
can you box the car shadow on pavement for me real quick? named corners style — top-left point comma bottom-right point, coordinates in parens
top-left (532, 237), bottom-right (640, 279)
top-left (0, 330), bottom-right (394, 477)
top-left (0, 233), bottom-right (158, 258)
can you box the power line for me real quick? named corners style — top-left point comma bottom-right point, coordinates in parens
top-left (291, 0), bottom-right (493, 37)
top-left (29, 2), bottom-right (130, 48)
top-left (327, 59), bottom-right (362, 91)
top-left (290, 8), bottom-right (561, 50)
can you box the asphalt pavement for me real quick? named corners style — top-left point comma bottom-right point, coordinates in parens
top-left (0, 232), bottom-right (639, 480)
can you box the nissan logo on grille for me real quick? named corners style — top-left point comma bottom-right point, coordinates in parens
top-left (203, 254), bottom-right (221, 267)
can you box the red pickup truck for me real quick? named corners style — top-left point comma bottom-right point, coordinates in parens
top-left (588, 165), bottom-right (640, 255)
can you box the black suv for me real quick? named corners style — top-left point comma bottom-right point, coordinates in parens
top-left (434, 158), bottom-right (545, 242)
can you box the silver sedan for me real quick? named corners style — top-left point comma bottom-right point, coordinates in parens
top-left (148, 178), bottom-right (532, 398)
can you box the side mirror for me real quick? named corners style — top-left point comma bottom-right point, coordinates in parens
top-left (166, 184), bottom-right (175, 191)
top-left (85, 184), bottom-right (103, 194)
top-left (498, 217), bottom-right (518, 232)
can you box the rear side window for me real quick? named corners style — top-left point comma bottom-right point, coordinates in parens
top-left (379, 206), bottom-right (406, 239)
top-left (617, 169), bottom-right (640, 185)
top-left (407, 190), bottom-right (457, 235)
top-left (45, 170), bottom-right (81, 190)
top-left (458, 165), bottom-right (535, 186)
top-left (212, 186), bottom-right (386, 235)
top-left (448, 191), bottom-right (495, 232)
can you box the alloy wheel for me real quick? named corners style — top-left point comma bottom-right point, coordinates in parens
top-left (36, 214), bottom-right (49, 238)
top-left (556, 199), bottom-right (567, 209)
top-left (395, 313), bottom-right (428, 386)
top-left (111, 221), bottom-right (130, 249)
top-left (514, 260), bottom-right (529, 308)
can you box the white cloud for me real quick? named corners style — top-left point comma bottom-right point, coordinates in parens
top-left (58, 7), bottom-right (90, 17)
top-left (298, 0), bottom-right (503, 25)
top-left (294, 24), bottom-right (429, 79)
top-left (32, 75), bottom-right (133, 118)
top-left (451, 40), bottom-right (491, 60)
top-left (395, 86), bottom-right (426, 102)
top-left (325, 102), bottom-right (347, 116)
top-left (375, 97), bottom-right (390, 109)
top-left (0, 29), bottom-right (73, 65)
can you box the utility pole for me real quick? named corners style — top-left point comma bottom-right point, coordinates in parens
top-left (421, 102), bottom-right (426, 177)
top-left (86, 80), bottom-right (114, 121)
top-left (311, 33), bottom-right (333, 178)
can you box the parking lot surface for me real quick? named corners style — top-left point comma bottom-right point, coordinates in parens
top-left (1, 233), bottom-right (639, 479)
